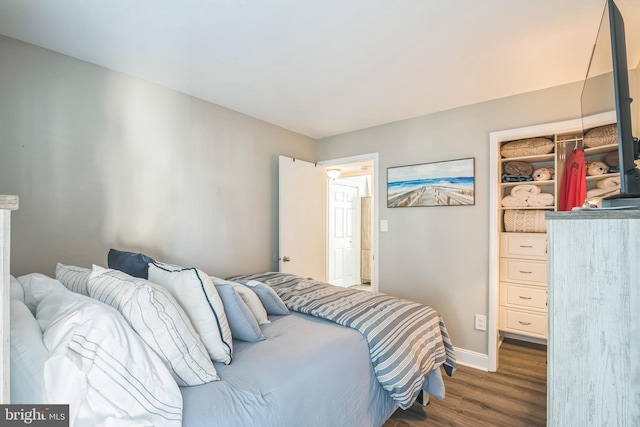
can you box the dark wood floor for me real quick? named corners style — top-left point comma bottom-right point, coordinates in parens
top-left (384, 339), bottom-right (547, 427)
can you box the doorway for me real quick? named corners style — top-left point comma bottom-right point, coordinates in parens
top-left (319, 154), bottom-right (377, 292)
top-left (277, 153), bottom-right (378, 291)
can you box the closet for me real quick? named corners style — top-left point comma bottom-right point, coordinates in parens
top-left (490, 111), bottom-right (618, 344)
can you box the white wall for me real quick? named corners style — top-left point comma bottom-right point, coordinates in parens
top-left (316, 82), bottom-right (589, 355)
top-left (0, 36), bottom-right (315, 278)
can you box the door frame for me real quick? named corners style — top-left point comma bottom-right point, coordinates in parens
top-left (318, 153), bottom-right (379, 292)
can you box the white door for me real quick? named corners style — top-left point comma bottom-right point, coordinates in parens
top-left (328, 181), bottom-right (360, 287)
top-left (278, 156), bottom-right (326, 281)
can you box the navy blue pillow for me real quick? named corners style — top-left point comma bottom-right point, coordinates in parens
top-left (107, 249), bottom-right (155, 279)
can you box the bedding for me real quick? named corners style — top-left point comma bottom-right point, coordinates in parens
top-left (180, 312), bottom-right (398, 427)
top-left (14, 274), bottom-right (183, 426)
top-left (9, 299), bottom-right (48, 404)
top-left (88, 265), bottom-right (219, 386)
top-left (213, 282), bottom-right (265, 342)
top-left (107, 248), bottom-right (155, 279)
top-left (212, 278), bottom-right (271, 325)
top-left (55, 263), bottom-right (91, 296)
top-left (228, 272), bottom-right (456, 409)
top-left (9, 262), bottom-right (455, 427)
top-left (148, 262), bottom-right (234, 364)
top-left (239, 279), bottom-right (290, 315)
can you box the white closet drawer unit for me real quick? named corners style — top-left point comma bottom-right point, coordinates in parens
top-left (500, 233), bottom-right (547, 260)
top-left (500, 307), bottom-right (547, 338)
top-left (499, 258), bottom-right (547, 284)
top-left (500, 283), bottom-right (547, 311)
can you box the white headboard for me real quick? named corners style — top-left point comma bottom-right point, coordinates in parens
top-left (0, 195), bottom-right (19, 403)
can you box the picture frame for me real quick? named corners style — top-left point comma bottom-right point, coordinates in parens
top-left (387, 157), bottom-right (475, 207)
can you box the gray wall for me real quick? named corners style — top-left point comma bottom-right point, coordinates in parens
top-left (1, 34), bottom-right (639, 356)
top-left (0, 36), bottom-right (315, 278)
top-left (316, 83), bottom-right (593, 354)
top-left (317, 65), bottom-right (640, 355)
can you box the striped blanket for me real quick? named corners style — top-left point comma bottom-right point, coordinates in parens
top-left (227, 272), bottom-right (456, 409)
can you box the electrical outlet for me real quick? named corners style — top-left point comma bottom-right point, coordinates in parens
top-left (474, 314), bottom-right (486, 331)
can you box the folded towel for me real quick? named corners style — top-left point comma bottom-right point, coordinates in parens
top-left (527, 192), bottom-right (554, 207)
top-left (586, 161), bottom-right (609, 176)
top-left (596, 176), bottom-right (620, 190)
top-left (502, 175), bottom-right (533, 183)
top-left (501, 195), bottom-right (527, 207)
top-left (504, 161), bottom-right (533, 177)
top-left (532, 167), bottom-right (554, 181)
top-left (511, 184), bottom-right (541, 201)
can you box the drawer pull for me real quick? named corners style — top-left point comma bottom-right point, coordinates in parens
top-left (519, 245), bottom-right (533, 248)
top-left (518, 296), bottom-right (532, 300)
top-left (519, 270), bottom-right (532, 274)
top-left (519, 321), bottom-right (532, 326)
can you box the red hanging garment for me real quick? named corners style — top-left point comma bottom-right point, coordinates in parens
top-left (559, 148), bottom-right (586, 211)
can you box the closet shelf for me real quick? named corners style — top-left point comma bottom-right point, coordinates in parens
top-left (500, 180), bottom-right (555, 188)
top-left (500, 153), bottom-right (554, 163)
top-left (500, 206), bottom-right (555, 210)
top-left (586, 172), bottom-right (619, 182)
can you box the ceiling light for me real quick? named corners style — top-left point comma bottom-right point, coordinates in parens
top-left (326, 168), bottom-right (342, 180)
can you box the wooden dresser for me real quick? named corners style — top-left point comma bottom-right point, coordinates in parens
top-left (547, 210), bottom-right (640, 426)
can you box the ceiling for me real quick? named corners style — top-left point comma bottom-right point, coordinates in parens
top-left (0, 0), bottom-right (639, 139)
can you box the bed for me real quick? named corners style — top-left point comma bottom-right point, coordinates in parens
top-left (8, 251), bottom-right (456, 427)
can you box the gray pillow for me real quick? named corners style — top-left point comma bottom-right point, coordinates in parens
top-left (237, 280), bottom-right (290, 316)
top-left (214, 283), bottom-right (265, 342)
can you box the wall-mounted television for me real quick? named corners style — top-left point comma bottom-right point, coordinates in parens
top-left (581, 0), bottom-right (640, 207)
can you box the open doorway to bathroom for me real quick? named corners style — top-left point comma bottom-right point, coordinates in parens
top-left (325, 158), bottom-right (375, 292)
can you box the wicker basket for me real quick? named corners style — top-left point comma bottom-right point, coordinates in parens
top-left (583, 124), bottom-right (617, 148)
top-left (501, 138), bottom-right (554, 158)
top-left (504, 209), bottom-right (547, 233)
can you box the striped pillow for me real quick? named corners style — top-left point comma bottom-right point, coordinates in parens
top-left (88, 265), bottom-right (218, 386)
top-left (148, 263), bottom-right (233, 364)
top-left (37, 288), bottom-right (183, 425)
top-left (56, 263), bottom-right (91, 296)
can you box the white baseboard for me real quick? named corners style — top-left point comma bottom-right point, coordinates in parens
top-left (453, 346), bottom-right (489, 371)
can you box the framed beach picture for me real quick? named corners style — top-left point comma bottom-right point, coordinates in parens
top-left (387, 158), bottom-right (475, 207)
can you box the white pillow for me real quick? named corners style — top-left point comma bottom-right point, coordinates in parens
top-left (10, 275), bottom-right (24, 301)
top-left (212, 278), bottom-right (270, 325)
top-left (10, 299), bottom-right (48, 403)
top-left (37, 287), bottom-right (183, 426)
top-left (18, 273), bottom-right (68, 315)
top-left (55, 263), bottom-right (91, 296)
top-left (88, 265), bottom-right (219, 386)
top-left (148, 263), bottom-right (233, 364)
